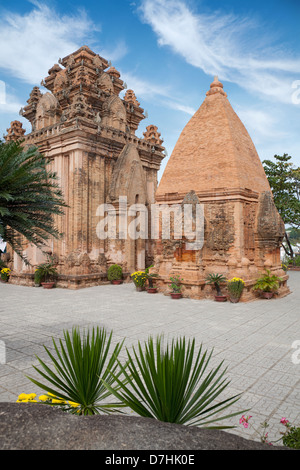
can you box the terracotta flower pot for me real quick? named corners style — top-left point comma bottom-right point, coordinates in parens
top-left (41, 282), bottom-right (55, 289)
top-left (136, 286), bottom-right (145, 291)
top-left (262, 292), bottom-right (274, 299)
top-left (147, 287), bottom-right (158, 293)
top-left (170, 292), bottom-right (182, 299)
top-left (215, 295), bottom-right (227, 302)
top-left (111, 280), bottom-right (123, 285)
top-left (229, 296), bottom-right (240, 303)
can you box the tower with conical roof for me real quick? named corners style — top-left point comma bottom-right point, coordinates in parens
top-left (153, 77), bottom-right (289, 300)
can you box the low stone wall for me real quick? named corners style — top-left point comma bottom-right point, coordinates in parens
top-left (0, 403), bottom-right (287, 451)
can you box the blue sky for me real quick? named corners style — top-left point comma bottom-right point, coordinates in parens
top-left (0, 0), bottom-right (299, 179)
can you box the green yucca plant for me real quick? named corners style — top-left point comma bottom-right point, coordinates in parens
top-left (27, 327), bottom-right (127, 415)
top-left (103, 335), bottom-right (246, 428)
top-left (0, 139), bottom-right (67, 262)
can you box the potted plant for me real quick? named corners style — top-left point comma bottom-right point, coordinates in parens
top-left (107, 264), bottom-right (123, 284)
top-left (131, 271), bottom-right (147, 291)
top-left (145, 265), bottom-right (158, 293)
top-left (205, 273), bottom-right (227, 301)
top-left (34, 268), bottom-right (43, 287)
top-left (227, 277), bottom-right (245, 303)
top-left (35, 261), bottom-right (58, 289)
top-left (169, 275), bottom-right (183, 299)
top-left (252, 269), bottom-right (282, 299)
top-left (0, 267), bottom-right (11, 283)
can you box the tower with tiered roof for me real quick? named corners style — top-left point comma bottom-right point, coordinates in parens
top-left (5, 46), bottom-right (165, 288)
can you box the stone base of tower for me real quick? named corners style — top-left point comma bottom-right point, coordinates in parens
top-left (8, 270), bottom-right (131, 289)
top-left (154, 273), bottom-right (290, 302)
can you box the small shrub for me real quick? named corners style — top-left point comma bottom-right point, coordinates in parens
top-left (107, 264), bottom-right (123, 281)
top-left (252, 270), bottom-right (282, 293)
top-left (169, 275), bottom-right (183, 293)
top-left (35, 257), bottom-right (58, 283)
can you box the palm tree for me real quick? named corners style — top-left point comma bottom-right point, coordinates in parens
top-left (0, 139), bottom-right (67, 262)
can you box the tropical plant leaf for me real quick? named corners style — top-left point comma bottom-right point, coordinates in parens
top-left (0, 139), bottom-right (67, 262)
top-left (26, 326), bottom-right (128, 415)
top-left (102, 335), bottom-right (248, 428)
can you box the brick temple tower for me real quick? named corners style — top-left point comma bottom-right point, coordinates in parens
top-left (153, 77), bottom-right (289, 300)
top-left (5, 46), bottom-right (165, 288)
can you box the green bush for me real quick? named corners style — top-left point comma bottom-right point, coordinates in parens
top-left (253, 270), bottom-right (282, 293)
top-left (282, 426), bottom-right (300, 449)
top-left (34, 261), bottom-right (58, 283)
top-left (107, 264), bottom-right (123, 281)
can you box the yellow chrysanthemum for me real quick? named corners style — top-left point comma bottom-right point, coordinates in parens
top-left (18, 393), bottom-right (28, 401)
top-left (38, 395), bottom-right (50, 402)
top-left (68, 401), bottom-right (80, 408)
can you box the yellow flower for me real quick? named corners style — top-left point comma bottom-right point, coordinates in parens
top-left (17, 393), bottom-right (28, 401)
top-left (69, 401), bottom-right (80, 408)
top-left (28, 393), bottom-right (36, 400)
top-left (16, 392), bottom-right (37, 402)
top-left (228, 277), bottom-right (244, 284)
top-left (52, 398), bottom-right (65, 404)
top-left (38, 395), bottom-right (50, 402)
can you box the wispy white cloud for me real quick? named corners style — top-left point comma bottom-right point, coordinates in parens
top-left (162, 100), bottom-right (196, 116)
top-left (120, 71), bottom-right (171, 99)
top-left (139, 0), bottom-right (300, 104)
top-left (0, 2), bottom-right (98, 84)
top-left (100, 40), bottom-right (129, 63)
top-left (0, 2), bottom-right (129, 85)
top-left (120, 71), bottom-right (196, 116)
top-left (234, 106), bottom-right (287, 141)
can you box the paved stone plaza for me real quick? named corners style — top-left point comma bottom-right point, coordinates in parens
top-left (0, 272), bottom-right (299, 444)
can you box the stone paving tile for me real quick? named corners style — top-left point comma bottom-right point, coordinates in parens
top-left (0, 272), bottom-right (299, 444)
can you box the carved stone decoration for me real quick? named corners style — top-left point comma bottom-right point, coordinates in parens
top-left (68, 94), bottom-right (94, 120)
top-left (97, 73), bottom-right (114, 94)
top-left (92, 54), bottom-right (103, 69)
top-left (96, 253), bottom-right (107, 273)
top-left (5, 121), bottom-right (26, 142)
top-left (27, 86), bottom-right (43, 106)
top-left (53, 69), bottom-right (69, 94)
top-left (108, 143), bottom-right (148, 205)
top-left (35, 92), bottom-right (61, 130)
top-left (124, 89), bottom-right (140, 107)
top-left (206, 204), bottom-right (234, 251)
top-left (243, 202), bottom-right (256, 260)
top-left (143, 125), bottom-right (163, 146)
top-left (256, 191), bottom-right (285, 247)
top-left (102, 95), bottom-right (127, 132)
top-left (107, 66), bottom-right (121, 79)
